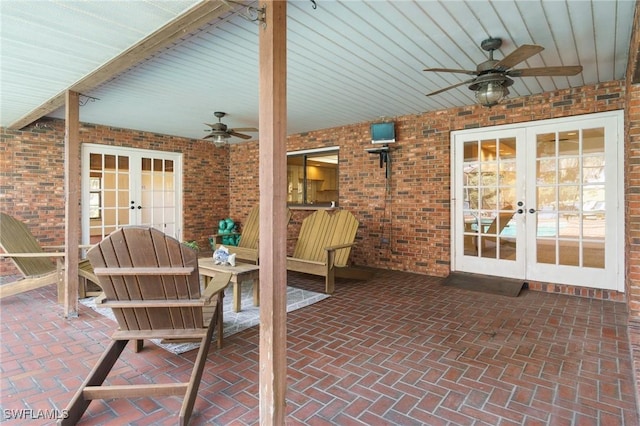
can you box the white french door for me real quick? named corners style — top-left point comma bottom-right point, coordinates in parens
top-left (82, 144), bottom-right (183, 244)
top-left (452, 111), bottom-right (624, 292)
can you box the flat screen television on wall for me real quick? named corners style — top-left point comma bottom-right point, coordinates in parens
top-left (371, 122), bottom-right (395, 144)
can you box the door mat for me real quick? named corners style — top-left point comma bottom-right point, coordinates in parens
top-left (443, 272), bottom-right (526, 297)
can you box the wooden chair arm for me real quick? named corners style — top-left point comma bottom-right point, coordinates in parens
top-left (324, 242), bottom-right (356, 252)
top-left (211, 232), bottom-right (241, 238)
top-left (201, 272), bottom-right (232, 303)
top-left (0, 252), bottom-right (65, 258)
top-left (209, 233), bottom-right (241, 247)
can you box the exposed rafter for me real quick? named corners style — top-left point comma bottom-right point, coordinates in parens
top-left (8, 0), bottom-right (231, 130)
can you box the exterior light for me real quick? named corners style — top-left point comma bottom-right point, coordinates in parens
top-left (213, 134), bottom-right (227, 147)
top-left (475, 81), bottom-right (507, 107)
top-left (468, 73), bottom-right (514, 108)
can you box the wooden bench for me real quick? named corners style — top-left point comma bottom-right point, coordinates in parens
top-left (211, 204), bottom-right (291, 264)
top-left (287, 209), bottom-right (371, 294)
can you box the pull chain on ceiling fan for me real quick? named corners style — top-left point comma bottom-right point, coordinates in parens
top-left (203, 111), bottom-right (258, 147)
top-left (424, 37), bottom-right (583, 107)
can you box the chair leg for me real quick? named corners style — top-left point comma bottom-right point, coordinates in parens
top-left (78, 277), bottom-right (87, 299)
top-left (179, 314), bottom-right (217, 425)
top-left (325, 251), bottom-right (336, 294)
top-left (59, 339), bottom-right (128, 425)
top-left (325, 267), bottom-right (335, 294)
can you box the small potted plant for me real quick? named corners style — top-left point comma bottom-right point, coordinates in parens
top-left (182, 240), bottom-right (200, 252)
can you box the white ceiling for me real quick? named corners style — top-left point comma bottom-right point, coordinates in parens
top-left (1, 0), bottom-right (635, 141)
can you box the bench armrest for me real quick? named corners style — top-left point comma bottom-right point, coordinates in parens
top-left (324, 242), bottom-right (356, 252)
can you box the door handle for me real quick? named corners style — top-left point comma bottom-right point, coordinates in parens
top-left (529, 208), bottom-right (536, 214)
top-left (517, 209), bottom-right (524, 214)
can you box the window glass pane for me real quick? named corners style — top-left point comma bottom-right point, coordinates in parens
top-left (537, 133), bottom-right (556, 158)
top-left (89, 192), bottom-right (101, 219)
top-left (558, 130), bottom-right (579, 156)
top-left (287, 150), bottom-right (338, 207)
top-left (118, 156), bottom-right (129, 170)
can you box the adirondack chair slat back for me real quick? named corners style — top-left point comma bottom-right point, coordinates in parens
top-left (87, 227), bottom-right (203, 330)
top-left (237, 205), bottom-right (260, 250)
top-left (292, 210), bottom-right (358, 267)
top-left (328, 210), bottom-right (359, 266)
top-left (237, 205), bottom-right (292, 250)
top-left (0, 212), bottom-right (55, 277)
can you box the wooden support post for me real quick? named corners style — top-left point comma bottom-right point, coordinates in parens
top-left (64, 90), bottom-right (80, 317)
top-left (258, 1), bottom-right (287, 424)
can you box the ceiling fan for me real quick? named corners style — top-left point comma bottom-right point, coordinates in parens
top-left (424, 38), bottom-right (583, 107)
top-left (203, 111), bottom-right (258, 146)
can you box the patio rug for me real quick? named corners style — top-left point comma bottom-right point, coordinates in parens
top-left (442, 272), bottom-right (525, 297)
top-left (80, 284), bottom-right (329, 354)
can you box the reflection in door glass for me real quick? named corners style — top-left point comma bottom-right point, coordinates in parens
top-left (88, 153), bottom-right (130, 244)
top-left (535, 128), bottom-right (605, 268)
top-left (463, 138), bottom-right (517, 260)
top-left (141, 157), bottom-right (176, 235)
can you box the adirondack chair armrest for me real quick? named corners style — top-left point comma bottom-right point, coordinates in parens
top-left (324, 242), bottom-right (356, 252)
top-left (0, 251), bottom-right (65, 258)
top-left (201, 272), bottom-right (232, 303)
top-left (211, 232), bottom-right (241, 238)
top-left (210, 233), bottom-right (241, 246)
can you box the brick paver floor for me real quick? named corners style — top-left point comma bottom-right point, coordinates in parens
top-left (1, 269), bottom-right (638, 425)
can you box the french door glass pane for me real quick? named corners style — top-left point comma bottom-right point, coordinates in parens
top-left (140, 157), bottom-right (176, 235)
top-left (462, 138), bottom-right (517, 260)
top-left (535, 128), bottom-right (605, 268)
top-left (89, 153), bottom-right (130, 243)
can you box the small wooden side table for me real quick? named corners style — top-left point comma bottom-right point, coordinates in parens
top-left (198, 258), bottom-right (260, 313)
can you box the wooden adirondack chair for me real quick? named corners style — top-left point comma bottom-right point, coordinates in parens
top-left (60, 227), bottom-right (231, 426)
top-left (211, 204), bottom-right (291, 264)
top-left (287, 209), bottom-right (370, 294)
top-left (0, 212), bottom-right (100, 300)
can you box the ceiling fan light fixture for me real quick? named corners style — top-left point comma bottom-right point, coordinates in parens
top-left (213, 134), bottom-right (227, 147)
top-left (475, 81), bottom-right (507, 107)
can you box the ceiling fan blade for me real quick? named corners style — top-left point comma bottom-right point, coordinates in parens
top-left (231, 127), bottom-right (259, 132)
top-left (426, 78), bottom-right (476, 96)
top-left (494, 44), bottom-right (544, 70)
top-left (424, 68), bottom-right (478, 76)
top-left (229, 131), bottom-right (252, 139)
top-left (508, 65), bottom-right (583, 77)
top-left (203, 134), bottom-right (215, 139)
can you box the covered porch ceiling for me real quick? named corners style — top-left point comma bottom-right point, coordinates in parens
top-left (1, 0), bottom-right (635, 141)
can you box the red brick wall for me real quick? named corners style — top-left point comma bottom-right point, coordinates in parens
top-left (230, 81), bottom-right (625, 281)
top-left (623, 0), bottom-right (640, 408)
top-left (0, 119), bottom-right (228, 275)
top-left (625, 3), bottom-right (640, 318)
top-left (1, 81), bottom-right (627, 286)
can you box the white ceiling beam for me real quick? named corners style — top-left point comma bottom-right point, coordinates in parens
top-left (8, 0), bottom-right (231, 130)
